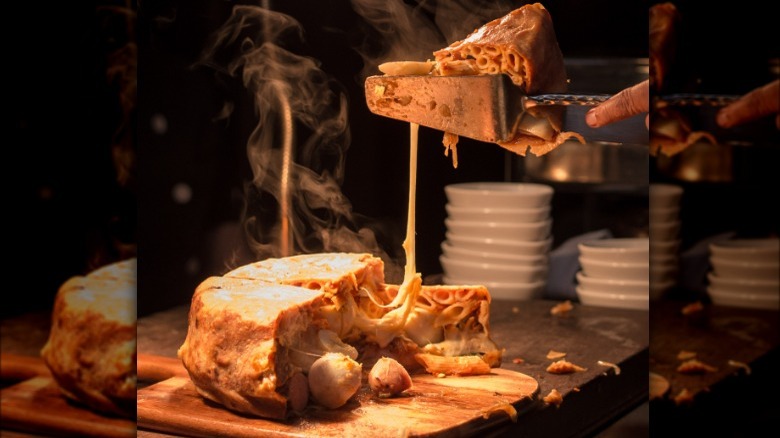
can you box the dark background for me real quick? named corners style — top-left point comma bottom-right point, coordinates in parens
top-left (648, 0), bottom-right (780, 255)
top-left (5, 1), bottom-right (137, 318)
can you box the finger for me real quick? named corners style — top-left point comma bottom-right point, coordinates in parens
top-left (586, 80), bottom-right (649, 128)
top-left (716, 80), bottom-right (780, 128)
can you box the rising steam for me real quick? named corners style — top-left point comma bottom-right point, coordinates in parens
top-left (197, 1), bottom-right (515, 279)
top-left (198, 5), bottom-right (395, 274)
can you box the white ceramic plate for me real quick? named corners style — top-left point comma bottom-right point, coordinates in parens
top-left (576, 287), bottom-right (648, 310)
top-left (649, 220), bottom-right (681, 242)
top-left (440, 255), bottom-right (547, 283)
top-left (445, 203), bottom-right (550, 223)
top-left (649, 278), bottom-right (675, 300)
top-left (650, 264), bottom-right (679, 284)
top-left (446, 218), bottom-right (552, 242)
top-left (709, 238), bottom-right (780, 263)
top-left (576, 271), bottom-right (648, 295)
top-left (579, 256), bottom-right (649, 281)
top-left (707, 272), bottom-right (779, 296)
top-left (650, 254), bottom-right (678, 269)
top-left (710, 257), bottom-right (779, 281)
top-left (445, 182), bottom-right (553, 209)
top-left (707, 287), bottom-right (780, 310)
top-left (441, 242), bottom-right (548, 266)
top-left (443, 276), bottom-right (545, 301)
top-left (649, 206), bottom-right (680, 223)
top-left (649, 183), bottom-right (683, 209)
top-left (445, 233), bottom-right (553, 256)
top-left (650, 239), bottom-right (681, 257)
top-left (578, 238), bottom-right (649, 263)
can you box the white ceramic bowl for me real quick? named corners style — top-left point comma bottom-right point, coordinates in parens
top-left (650, 278), bottom-right (674, 300)
top-left (441, 242), bottom-right (547, 266)
top-left (579, 256), bottom-right (649, 281)
top-left (445, 203), bottom-right (550, 223)
top-left (710, 257), bottom-right (779, 281)
top-left (649, 220), bottom-right (681, 242)
top-left (707, 272), bottom-right (779, 295)
top-left (650, 264), bottom-right (678, 284)
top-left (707, 288), bottom-right (779, 310)
top-left (440, 255), bottom-right (547, 283)
top-left (709, 238), bottom-right (780, 263)
top-left (649, 183), bottom-right (683, 210)
top-left (446, 233), bottom-right (553, 256)
top-left (445, 182), bottom-right (553, 209)
top-left (576, 287), bottom-right (649, 310)
top-left (443, 276), bottom-right (544, 300)
top-left (446, 218), bottom-right (551, 242)
top-left (576, 271), bottom-right (648, 295)
top-left (649, 206), bottom-right (680, 223)
top-left (650, 239), bottom-right (681, 257)
top-left (578, 238), bottom-right (649, 263)
top-left (650, 254), bottom-right (678, 269)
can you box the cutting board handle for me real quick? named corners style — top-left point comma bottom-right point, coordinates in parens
top-left (0, 353), bottom-right (51, 381)
top-left (137, 353), bottom-right (189, 382)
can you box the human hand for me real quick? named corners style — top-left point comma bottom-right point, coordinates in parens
top-left (585, 80), bottom-right (650, 129)
top-left (716, 80), bottom-right (780, 130)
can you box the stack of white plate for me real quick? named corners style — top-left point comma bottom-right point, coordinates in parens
top-left (649, 184), bottom-right (683, 299)
top-left (706, 238), bottom-right (780, 309)
top-left (575, 238), bottom-right (650, 310)
top-left (440, 182), bottom-right (553, 300)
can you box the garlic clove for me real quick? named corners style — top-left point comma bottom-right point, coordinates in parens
top-left (368, 357), bottom-right (412, 397)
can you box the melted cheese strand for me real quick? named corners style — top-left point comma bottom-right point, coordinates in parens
top-left (404, 122), bottom-right (419, 277)
top-left (355, 123), bottom-right (422, 347)
top-left (394, 122), bottom-right (422, 328)
top-left (379, 123), bottom-right (422, 310)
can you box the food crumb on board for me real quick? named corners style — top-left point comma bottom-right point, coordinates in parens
top-left (677, 350), bottom-right (697, 360)
top-left (681, 301), bottom-right (704, 315)
top-left (512, 306), bottom-right (520, 314)
top-left (727, 359), bottom-right (751, 375)
top-left (673, 388), bottom-right (694, 405)
top-left (512, 358), bottom-right (524, 364)
top-left (597, 360), bottom-right (621, 376)
top-left (572, 387), bottom-right (580, 392)
top-left (550, 300), bottom-right (573, 316)
top-left (481, 403), bottom-right (518, 422)
top-left (436, 373), bottom-right (446, 378)
top-left (649, 372), bottom-right (670, 400)
top-left (547, 359), bottom-right (587, 374)
top-left (546, 350), bottom-right (566, 360)
top-left (677, 359), bottom-right (718, 374)
top-left (543, 388), bottom-right (563, 407)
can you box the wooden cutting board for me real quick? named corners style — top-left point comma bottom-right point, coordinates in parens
top-left (0, 376), bottom-right (136, 438)
top-left (137, 368), bottom-right (539, 437)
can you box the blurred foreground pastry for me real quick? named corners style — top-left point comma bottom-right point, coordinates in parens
top-left (40, 258), bottom-right (137, 418)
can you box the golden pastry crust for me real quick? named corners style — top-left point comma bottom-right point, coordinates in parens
top-left (179, 254), bottom-right (504, 419)
top-left (434, 4), bottom-right (566, 94)
top-left (178, 277), bottom-right (324, 419)
top-left (226, 252), bottom-right (385, 299)
top-left (40, 258), bottom-right (137, 418)
top-left (433, 3), bottom-right (583, 157)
